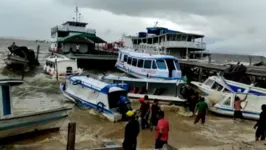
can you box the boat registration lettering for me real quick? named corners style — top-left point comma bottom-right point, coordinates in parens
top-left (141, 69), bottom-right (156, 74)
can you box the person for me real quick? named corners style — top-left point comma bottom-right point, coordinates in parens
top-left (118, 96), bottom-right (132, 121)
top-left (254, 104), bottom-right (266, 141)
top-left (194, 97), bottom-right (208, 124)
top-left (150, 99), bottom-right (161, 130)
top-left (123, 110), bottom-right (140, 150)
top-left (155, 111), bottom-right (169, 149)
top-left (139, 95), bottom-right (150, 130)
top-left (234, 94), bottom-right (248, 121)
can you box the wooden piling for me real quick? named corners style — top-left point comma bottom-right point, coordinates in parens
top-left (36, 45), bottom-right (40, 61)
top-left (66, 122), bottom-right (76, 150)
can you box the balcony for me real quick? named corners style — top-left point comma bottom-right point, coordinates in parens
top-left (161, 41), bottom-right (206, 50)
top-left (51, 25), bottom-right (96, 35)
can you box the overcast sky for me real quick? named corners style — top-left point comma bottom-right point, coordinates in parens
top-left (0, 0), bottom-right (265, 55)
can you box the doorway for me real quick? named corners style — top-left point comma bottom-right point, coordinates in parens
top-left (165, 59), bottom-right (175, 78)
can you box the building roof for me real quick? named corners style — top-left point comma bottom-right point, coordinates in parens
top-left (57, 33), bottom-right (106, 43)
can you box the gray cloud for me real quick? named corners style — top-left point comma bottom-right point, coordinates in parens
top-left (1, 0), bottom-right (266, 55)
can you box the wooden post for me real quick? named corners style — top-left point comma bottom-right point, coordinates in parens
top-left (66, 122), bottom-right (76, 150)
top-left (249, 56), bottom-right (252, 66)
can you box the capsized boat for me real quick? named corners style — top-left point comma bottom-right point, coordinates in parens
top-left (44, 54), bottom-right (83, 77)
top-left (60, 74), bottom-right (132, 122)
top-left (206, 92), bottom-right (265, 120)
top-left (0, 79), bottom-right (72, 141)
top-left (191, 76), bottom-right (265, 96)
top-left (4, 44), bottom-right (40, 72)
top-left (116, 47), bottom-right (183, 80)
top-left (102, 74), bottom-right (195, 104)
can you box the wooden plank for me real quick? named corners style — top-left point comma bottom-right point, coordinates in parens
top-left (66, 122), bottom-right (76, 150)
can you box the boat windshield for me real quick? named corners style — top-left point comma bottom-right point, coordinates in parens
top-left (156, 60), bottom-right (167, 70)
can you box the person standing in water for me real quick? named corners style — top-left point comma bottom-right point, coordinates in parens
top-left (155, 111), bottom-right (169, 149)
top-left (139, 95), bottom-right (150, 130)
top-left (234, 94), bottom-right (248, 121)
top-left (254, 104), bottom-right (266, 141)
top-left (150, 99), bottom-right (161, 130)
top-left (123, 110), bottom-right (140, 150)
top-left (194, 97), bottom-right (208, 124)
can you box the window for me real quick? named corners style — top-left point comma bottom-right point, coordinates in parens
top-left (204, 79), bottom-right (214, 87)
top-left (223, 88), bottom-right (230, 93)
top-left (137, 59), bottom-right (144, 68)
top-left (127, 57), bottom-right (132, 65)
top-left (174, 60), bottom-right (181, 70)
top-left (211, 82), bottom-right (223, 91)
top-left (223, 97), bottom-right (231, 106)
top-left (132, 58), bottom-right (137, 66)
top-left (123, 55), bottom-right (128, 62)
top-left (156, 60), bottom-right (167, 69)
top-left (144, 60), bottom-right (152, 69)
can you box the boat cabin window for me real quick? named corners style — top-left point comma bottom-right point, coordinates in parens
top-left (127, 57), bottom-right (132, 65)
top-left (211, 82), bottom-right (223, 91)
top-left (144, 60), bottom-right (152, 69)
top-left (137, 59), bottom-right (144, 68)
top-left (204, 79), bottom-right (215, 87)
top-left (156, 60), bottom-right (167, 70)
top-left (123, 55), bottom-right (128, 62)
top-left (132, 58), bottom-right (137, 66)
top-left (152, 60), bottom-right (157, 69)
top-left (108, 91), bottom-right (128, 109)
top-left (223, 97), bottom-right (232, 106)
top-left (174, 60), bottom-right (181, 70)
top-left (223, 88), bottom-right (230, 93)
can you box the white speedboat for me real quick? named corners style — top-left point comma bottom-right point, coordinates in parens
top-left (44, 54), bottom-right (83, 77)
top-left (206, 92), bottom-right (265, 120)
top-left (0, 79), bottom-right (72, 141)
top-left (102, 74), bottom-right (191, 104)
top-left (60, 74), bottom-right (132, 122)
top-left (191, 76), bottom-right (266, 96)
top-left (115, 46), bottom-right (183, 80)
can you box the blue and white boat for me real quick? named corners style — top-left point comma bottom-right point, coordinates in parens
top-left (206, 92), bottom-right (265, 120)
top-left (60, 74), bottom-right (132, 122)
top-left (0, 79), bottom-right (72, 141)
top-left (191, 76), bottom-right (266, 96)
top-left (116, 47), bottom-right (183, 80)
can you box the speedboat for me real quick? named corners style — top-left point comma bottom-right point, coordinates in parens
top-left (44, 54), bottom-right (83, 77)
top-left (60, 74), bottom-right (132, 122)
top-left (206, 92), bottom-right (266, 120)
top-left (191, 76), bottom-right (266, 96)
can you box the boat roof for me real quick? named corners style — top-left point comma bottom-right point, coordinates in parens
top-left (103, 74), bottom-right (182, 83)
top-left (119, 48), bottom-right (178, 60)
top-left (46, 55), bottom-right (74, 62)
top-left (68, 75), bottom-right (126, 94)
top-left (0, 79), bottom-right (24, 86)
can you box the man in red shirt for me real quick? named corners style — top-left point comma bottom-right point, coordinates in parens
top-left (155, 111), bottom-right (169, 149)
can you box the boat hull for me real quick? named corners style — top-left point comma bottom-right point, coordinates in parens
top-left (208, 106), bottom-right (259, 120)
top-left (0, 107), bottom-right (71, 140)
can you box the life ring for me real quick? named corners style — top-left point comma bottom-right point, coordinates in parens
top-left (72, 80), bottom-right (81, 85)
top-left (96, 102), bottom-right (105, 113)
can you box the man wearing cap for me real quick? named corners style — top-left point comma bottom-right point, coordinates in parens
top-left (123, 110), bottom-right (140, 150)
